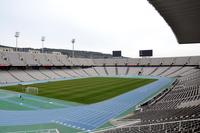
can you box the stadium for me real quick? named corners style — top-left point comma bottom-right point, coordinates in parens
top-left (0, 0), bottom-right (200, 133)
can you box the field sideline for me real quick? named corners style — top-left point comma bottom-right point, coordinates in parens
top-left (0, 77), bottom-right (156, 104)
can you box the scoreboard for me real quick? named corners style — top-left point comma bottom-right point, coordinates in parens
top-left (113, 51), bottom-right (121, 57)
top-left (139, 50), bottom-right (153, 57)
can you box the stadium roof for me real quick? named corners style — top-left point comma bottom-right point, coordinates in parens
top-left (148, 0), bottom-right (200, 44)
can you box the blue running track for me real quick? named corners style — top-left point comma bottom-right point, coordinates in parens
top-left (0, 76), bottom-right (174, 131)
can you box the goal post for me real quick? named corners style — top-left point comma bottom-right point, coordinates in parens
top-left (24, 87), bottom-right (38, 95)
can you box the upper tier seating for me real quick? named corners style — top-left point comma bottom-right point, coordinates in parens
top-left (127, 58), bottom-right (140, 66)
top-left (20, 52), bottom-right (40, 66)
top-left (85, 59), bottom-right (94, 66)
top-left (161, 57), bottom-right (175, 65)
top-left (174, 57), bottom-right (189, 65)
top-left (56, 55), bottom-right (72, 66)
top-left (188, 56), bottom-right (200, 66)
top-left (93, 59), bottom-right (105, 66)
top-left (150, 58), bottom-right (162, 65)
top-left (33, 53), bottom-right (52, 66)
top-left (115, 58), bottom-right (127, 66)
top-left (0, 51), bottom-right (199, 66)
top-left (45, 54), bottom-right (63, 66)
top-left (70, 58), bottom-right (94, 66)
top-left (140, 58), bottom-right (151, 66)
top-left (104, 59), bottom-right (115, 66)
top-left (1, 52), bottom-right (25, 66)
top-left (70, 58), bottom-right (81, 66)
top-left (0, 52), bottom-right (9, 66)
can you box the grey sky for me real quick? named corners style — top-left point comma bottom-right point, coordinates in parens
top-left (0, 0), bottom-right (200, 58)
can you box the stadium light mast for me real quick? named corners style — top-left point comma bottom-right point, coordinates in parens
top-left (71, 39), bottom-right (75, 58)
top-left (41, 36), bottom-right (45, 53)
top-left (15, 32), bottom-right (20, 52)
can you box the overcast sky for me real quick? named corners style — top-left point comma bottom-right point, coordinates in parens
top-left (0, 0), bottom-right (200, 58)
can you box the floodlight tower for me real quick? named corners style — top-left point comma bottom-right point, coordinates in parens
top-left (15, 32), bottom-right (20, 52)
top-left (41, 36), bottom-right (45, 53)
top-left (71, 39), bottom-right (75, 58)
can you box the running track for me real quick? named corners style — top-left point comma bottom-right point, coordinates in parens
top-left (0, 76), bottom-right (174, 131)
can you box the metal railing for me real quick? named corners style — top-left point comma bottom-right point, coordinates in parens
top-left (92, 118), bottom-right (200, 133)
top-left (7, 128), bottom-right (60, 133)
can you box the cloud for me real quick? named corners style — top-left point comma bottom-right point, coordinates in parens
top-left (0, 0), bottom-right (199, 57)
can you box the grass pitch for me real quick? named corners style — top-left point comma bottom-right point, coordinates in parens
top-left (0, 77), bottom-right (156, 104)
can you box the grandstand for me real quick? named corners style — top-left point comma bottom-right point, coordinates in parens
top-left (0, 50), bottom-right (200, 133)
top-left (0, 0), bottom-right (200, 132)
top-left (94, 70), bottom-right (200, 133)
top-left (0, 51), bottom-right (200, 83)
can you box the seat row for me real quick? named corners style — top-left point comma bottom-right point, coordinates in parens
top-left (95, 68), bottom-right (200, 133)
top-left (0, 67), bottom-right (198, 84)
top-left (0, 51), bottom-right (200, 66)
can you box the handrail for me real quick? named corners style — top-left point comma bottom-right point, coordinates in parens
top-left (92, 118), bottom-right (200, 133)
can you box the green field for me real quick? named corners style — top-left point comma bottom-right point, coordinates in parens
top-left (0, 77), bottom-right (156, 104)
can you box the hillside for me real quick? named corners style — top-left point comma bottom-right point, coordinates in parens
top-left (0, 45), bottom-right (113, 58)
